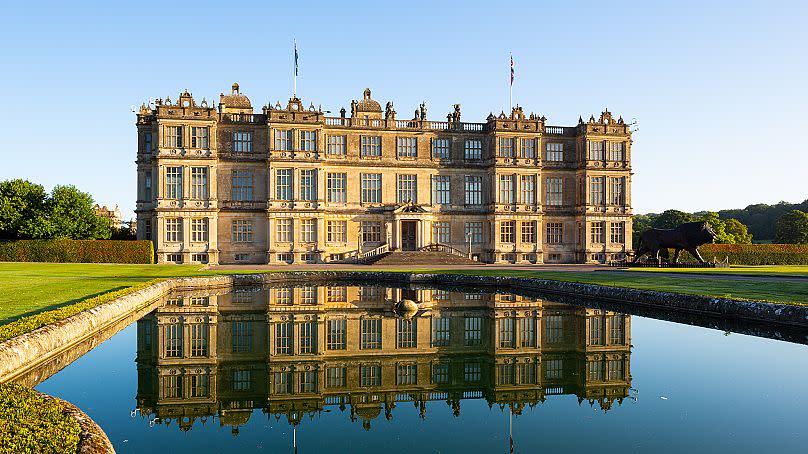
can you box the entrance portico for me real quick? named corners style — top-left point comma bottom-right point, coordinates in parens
top-left (390, 202), bottom-right (433, 251)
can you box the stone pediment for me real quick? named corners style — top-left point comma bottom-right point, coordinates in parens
top-left (394, 200), bottom-right (428, 213)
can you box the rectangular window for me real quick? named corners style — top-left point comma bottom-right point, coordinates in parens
top-left (498, 364), bottom-right (515, 385)
top-left (498, 175), bottom-right (514, 204)
top-left (464, 316), bottom-right (482, 346)
top-left (431, 175), bottom-right (451, 205)
top-left (396, 137), bottom-right (417, 158)
top-left (274, 129), bottom-right (293, 151)
top-left (299, 371), bottom-right (317, 393)
top-left (165, 218), bottom-right (182, 242)
top-left (274, 322), bottom-right (292, 354)
top-left (588, 360), bottom-right (604, 381)
top-left (609, 177), bottom-right (624, 205)
top-left (231, 170), bottom-right (254, 201)
top-left (275, 287), bottom-right (293, 305)
top-left (397, 174), bottom-right (417, 203)
top-left (500, 220), bottom-right (515, 243)
top-left (361, 221), bottom-right (382, 243)
top-left (431, 317), bottom-right (450, 347)
top-left (464, 139), bottom-right (482, 160)
top-left (190, 218), bottom-right (208, 242)
top-left (144, 218), bottom-right (152, 239)
top-left (396, 319), bottom-right (417, 348)
top-left (610, 315), bottom-right (625, 345)
top-left (608, 359), bottom-right (625, 380)
top-left (432, 362), bottom-right (450, 384)
top-left (464, 361), bottom-right (481, 382)
top-left (545, 358), bottom-right (563, 379)
top-left (360, 318), bottom-right (382, 349)
top-left (464, 176), bottom-right (482, 205)
top-left (165, 166), bottom-right (182, 199)
top-left (232, 220), bottom-right (254, 243)
top-left (396, 364), bottom-right (417, 385)
top-left (326, 367), bottom-right (346, 388)
top-left (165, 125), bottom-right (182, 148)
top-left (164, 323), bottom-right (182, 357)
top-left (300, 286), bottom-right (317, 305)
top-left (590, 222), bottom-right (605, 244)
top-left (299, 130), bottom-right (317, 151)
top-left (232, 321), bottom-right (253, 353)
top-left (545, 316), bottom-right (564, 344)
top-left (162, 375), bottom-right (182, 398)
top-left (432, 138), bottom-right (450, 159)
top-left (360, 173), bottom-right (382, 203)
top-left (432, 221), bottom-right (450, 244)
top-left (275, 169), bottom-right (293, 200)
top-left (518, 363), bottom-right (536, 384)
top-left (546, 177), bottom-right (563, 206)
top-left (588, 140), bottom-right (604, 161)
top-left (464, 222), bottom-right (483, 244)
top-left (497, 137), bottom-right (514, 157)
top-left (520, 138), bottom-right (536, 158)
top-left (190, 167), bottom-right (208, 199)
top-left (190, 324), bottom-right (209, 357)
top-left (521, 221), bottom-right (536, 243)
top-left (276, 219), bottom-right (292, 242)
top-left (326, 286), bottom-right (347, 302)
top-left (232, 131), bottom-right (253, 153)
top-left (326, 220), bottom-right (347, 243)
top-left (519, 317), bottom-right (536, 347)
top-left (232, 370), bottom-right (252, 391)
top-left (272, 372), bottom-right (292, 394)
top-left (546, 222), bottom-right (563, 244)
top-left (301, 219), bottom-right (317, 243)
top-left (299, 321), bottom-right (316, 354)
top-left (144, 171), bottom-right (152, 200)
top-left (360, 365), bottom-right (381, 387)
top-left (590, 177), bottom-right (605, 205)
top-left (610, 222), bottom-right (625, 244)
top-left (190, 126), bottom-right (209, 149)
top-left (608, 142), bottom-right (625, 161)
top-left (520, 175), bottom-right (535, 204)
top-left (144, 132), bottom-right (152, 152)
top-left (327, 173), bottom-right (347, 203)
top-left (326, 135), bottom-right (346, 155)
top-left (498, 318), bottom-right (515, 348)
top-left (300, 169), bottom-right (317, 201)
top-left (326, 319), bottom-right (346, 350)
top-left (360, 135), bottom-right (382, 157)
top-left (545, 142), bottom-right (564, 161)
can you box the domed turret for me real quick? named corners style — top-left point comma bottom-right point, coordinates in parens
top-left (219, 83), bottom-right (252, 113)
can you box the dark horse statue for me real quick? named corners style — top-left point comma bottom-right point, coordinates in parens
top-left (633, 221), bottom-right (717, 265)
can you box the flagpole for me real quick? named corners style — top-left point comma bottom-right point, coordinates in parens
top-left (509, 52), bottom-right (513, 113)
top-left (293, 39), bottom-right (297, 98)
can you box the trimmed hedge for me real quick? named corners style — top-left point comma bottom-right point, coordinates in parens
top-left (0, 279), bottom-right (163, 342)
top-left (0, 239), bottom-right (154, 264)
top-left (679, 244), bottom-right (808, 265)
top-left (0, 383), bottom-right (81, 454)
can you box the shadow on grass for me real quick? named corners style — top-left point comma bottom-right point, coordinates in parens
top-left (0, 286), bottom-right (130, 325)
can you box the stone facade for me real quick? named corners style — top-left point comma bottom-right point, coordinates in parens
top-left (135, 84), bottom-right (633, 265)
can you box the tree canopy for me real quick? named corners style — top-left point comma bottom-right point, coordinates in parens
top-left (774, 210), bottom-right (808, 244)
top-left (718, 200), bottom-right (808, 241)
top-left (632, 210), bottom-right (753, 247)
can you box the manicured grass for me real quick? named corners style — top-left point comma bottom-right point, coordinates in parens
top-left (613, 265), bottom-right (808, 278)
top-left (0, 383), bottom-right (81, 454)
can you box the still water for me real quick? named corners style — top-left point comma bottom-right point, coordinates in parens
top-left (28, 284), bottom-right (808, 453)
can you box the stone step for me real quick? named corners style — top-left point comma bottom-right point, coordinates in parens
top-left (364, 251), bottom-right (482, 266)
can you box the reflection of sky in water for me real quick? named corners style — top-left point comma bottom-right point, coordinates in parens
top-left (34, 286), bottom-right (808, 453)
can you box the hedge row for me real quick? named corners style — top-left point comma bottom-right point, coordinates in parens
top-left (0, 383), bottom-right (81, 454)
top-left (0, 240), bottom-right (154, 264)
top-left (679, 244), bottom-right (808, 265)
top-left (0, 279), bottom-right (164, 343)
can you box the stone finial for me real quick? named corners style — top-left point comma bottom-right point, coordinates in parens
top-left (232, 83), bottom-right (240, 94)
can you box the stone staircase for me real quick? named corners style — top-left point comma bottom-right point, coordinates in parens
top-left (363, 250), bottom-right (482, 266)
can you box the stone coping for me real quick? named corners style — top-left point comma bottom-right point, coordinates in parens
top-left (43, 392), bottom-right (116, 454)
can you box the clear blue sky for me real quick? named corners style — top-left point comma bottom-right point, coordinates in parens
top-left (1, 1), bottom-right (806, 220)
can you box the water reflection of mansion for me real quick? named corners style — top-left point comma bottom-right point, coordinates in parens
top-left (135, 286), bottom-right (632, 432)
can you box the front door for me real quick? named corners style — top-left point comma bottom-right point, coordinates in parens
top-left (401, 221), bottom-right (417, 251)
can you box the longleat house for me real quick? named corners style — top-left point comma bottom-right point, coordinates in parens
top-left (135, 84), bottom-right (633, 265)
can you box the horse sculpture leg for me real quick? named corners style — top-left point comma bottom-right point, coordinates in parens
top-left (687, 247), bottom-right (706, 264)
top-left (672, 248), bottom-right (682, 263)
top-left (632, 245), bottom-right (648, 264)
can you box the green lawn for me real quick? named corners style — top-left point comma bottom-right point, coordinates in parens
top-left (613, 265), bottom-right (808, 278)
top-left (0, 262), bottom-right (806, 326)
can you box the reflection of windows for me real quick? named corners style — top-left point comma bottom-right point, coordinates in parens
top-left (299, 371), bottom-right (317, 393)
top-left (327, 319), bottom-right (346, 350)
top-left (607, 359), bottom-right (625, 380)
top-left (190, 324), bottom-right (209, 357)
top-left (518, 363), bottom-right (536, 384)
top-left (360, 365), bottom-right (381, 387)
top-left (545, 358), bottom-right (563, 379)
top-left (360, 319), bottom-right (382, 349)
top-left (274, 322), bottom-right (292, 354)
top-left (497, 364), bottom-right (515, 385)
top-left (299, 321), bottom-right (315, 354)
top-left (233, 370), bottom-right (252, 391)
top-left (396, 364), bottom-right (417, 385)
top-left (273, 372), bottom-right (292, 394)
top-left (276, 288), bottom-right (292, 305)
top-left (464, 316), bottom-right (482, 346)
top-left (326, 287), bottom-right (347, 303)
top-left (396, 319), bottom-right (417, 348)
top-left (610, 315), bottom-right (625, 344)
top-left (545, 315), bottom-right (564, 344)
top-left (162, 374), bottom-right (182, 398)
top-left (519, 317), bottom-right (536, 347)
top-left (498, 318), bottom-right (515, 348)
top-left (588, 360), bottom-right (604, 381)
top-left (431, 317), bottom-right (450, 347)
top-left (165, 323), bottom-right (182, 357)
top-left (463, 361), bottom-right (481, 382)
top-left (232, 321), bottom-right (253, 353)
top-left (589, 316), bottom-right (605, 345)
top-left (432, 362), bottom-right (450, 384)
top-left (189, 374), bottom-right (209, 397)
top-left (326, 367), bottom-right (346, 388)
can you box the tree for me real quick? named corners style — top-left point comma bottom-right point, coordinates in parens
top-left (774, 210), bottom-right (808, 244)
top-left (0, 179), bottom-right (48, 239)
top-left (631, 213), bottom-right (657, 248)
top-left (723, 218), bottom-right (753, 244)
top-left (42, 185), bottom-right (111, 240)
top-left (652, 210), bottom-right (696, 229)
top-left (698, 212), bottom-right (735, 244)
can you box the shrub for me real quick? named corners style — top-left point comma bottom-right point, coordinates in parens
top-left (0, 279), bottom-right (163, 343)
top-left (0, 239), bottom-right (153, 264)
top-left (676, 244), bottom-right (808, 265)
top-left (0, 383), bottom-right (81, 454)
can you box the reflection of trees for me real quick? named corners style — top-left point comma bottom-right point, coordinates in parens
top-left (134, 286), bottom-right (632, 433)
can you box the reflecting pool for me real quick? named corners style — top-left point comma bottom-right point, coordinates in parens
top-left (28, 284), bottom-right (808, 453)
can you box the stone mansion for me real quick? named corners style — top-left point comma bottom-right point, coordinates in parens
top-left (135, 84), bottom-right (633, 265)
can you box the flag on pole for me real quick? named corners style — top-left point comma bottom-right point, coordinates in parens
top-left (510, 53), bottom-right (515, 86)
top-left (294, 40), bottom-right (299, 76)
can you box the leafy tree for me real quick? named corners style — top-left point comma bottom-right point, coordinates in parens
top-left (652, 210), bottom-right (696, 229)
top-left (723, 218), bottom-right (753, 244)
top-left (697, 212), bottom-right (734, 244)
top-left (43, 185), bottom-right (111, 240)
top-left (0, 179), bottom-right (48, 239)
top-left (719, 199), bottom-right (808, 241)
top-left (774, 210), bottom-right (808, 244)
top-left (631, 213), bottom-right (657, 248)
